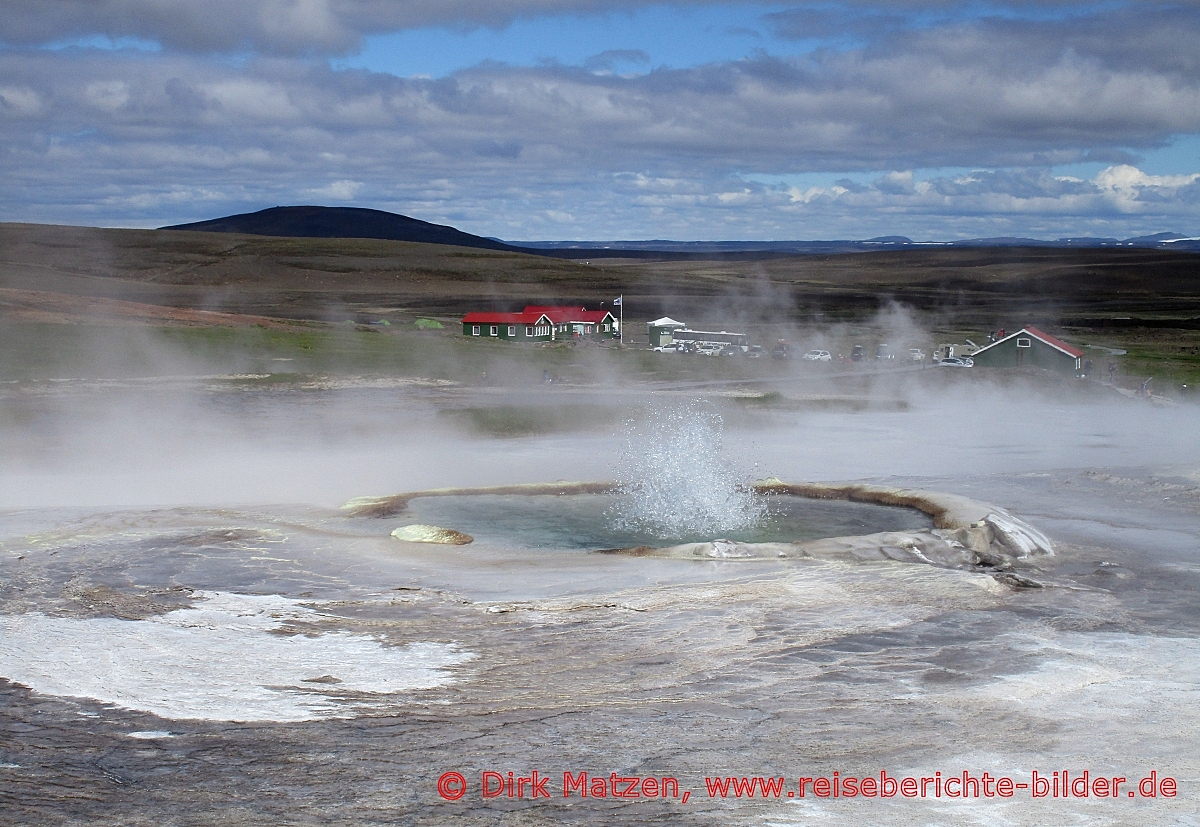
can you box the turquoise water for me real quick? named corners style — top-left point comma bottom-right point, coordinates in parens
top-left (403, 493), bottom-right (933, 550)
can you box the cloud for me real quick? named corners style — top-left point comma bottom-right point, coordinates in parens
top-left (309, 179), bottom-right (364, 200)
top-left (1, 4), bottom-right (1199, 238)
top-left (1093, 164), bottom-right (1200, 212)
top-left (583, 49), bottom-right (651, 73)
top-left (0, 84), bottom-right (42, 115)
top-left (4, 2), bottom-right (1187, 58)
top-left (782, 165), bottom-right (1200, 234)
top-left (0, 0), bottom-right (723, 56)
top-left (85, 79), bottom-right (131, 111)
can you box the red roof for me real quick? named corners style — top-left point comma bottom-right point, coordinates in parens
top-left (461, 310), bottom-right (551, 325)
top-left (973, 326), bottom-right (1085, 360)
top-left (524, 305), bottom-right (615, 324)
top-left (462, 305), bottom-right (614, 325)
top-left (1022, 326), bottom-right (1085, 358)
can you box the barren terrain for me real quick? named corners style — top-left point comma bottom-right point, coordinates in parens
top-left (2, 221), bottom-right (1199, 388)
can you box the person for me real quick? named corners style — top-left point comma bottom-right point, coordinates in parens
top-left (1140, 377), bottom-right (1152, 397)
top-left (1108, 362), bottom-right (1116, 384)
top-left (1083, 358), bottom-right (1093, 378)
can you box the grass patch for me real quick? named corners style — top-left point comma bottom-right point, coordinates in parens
top-left (438, 404), bottom-right (632, 437)
top-left (731, 391), bottom-right (784, 406)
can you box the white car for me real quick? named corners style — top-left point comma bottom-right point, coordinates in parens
top-left (695, 343), bottom-right (722, 356)
top-left (802, 350), bottom-right (832, 361)
top-left (909, 348), bottom-right (925, 361)
top-left (653, 344), bottom-right (681, 353)
top-left (937, 356), bottom-right (974, 367)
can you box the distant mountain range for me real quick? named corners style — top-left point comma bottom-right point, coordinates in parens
top-left (517, 231), bottom-right (1200, 255)
top-left (161, 206), bottom-right (1200, 257)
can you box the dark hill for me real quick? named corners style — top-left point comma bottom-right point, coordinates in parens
top-left (161, 206), bottom-right (528, 252)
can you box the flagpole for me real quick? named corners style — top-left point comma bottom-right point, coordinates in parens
top-left (619, 295), bottom-right (624, 347)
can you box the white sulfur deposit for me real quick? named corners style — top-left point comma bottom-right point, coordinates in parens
top-left (391, 523), bottom-right (474, 544)
top-left (985, 508), bottom-right (1056, 556)
top-left (0, 592), bottom-right (475, 722)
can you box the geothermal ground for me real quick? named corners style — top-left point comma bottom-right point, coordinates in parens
top-left (1, 225), bottom-right (1199, 825)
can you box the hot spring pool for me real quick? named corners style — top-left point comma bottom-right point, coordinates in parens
top-left (400, 492), bottom-right (934, 551)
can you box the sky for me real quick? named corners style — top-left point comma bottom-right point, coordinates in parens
top-left (2, 1), bottom-right (1199, 240)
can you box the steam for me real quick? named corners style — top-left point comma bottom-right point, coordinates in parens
top-left (608, 402), bottom-right (767, 538)
top-left (2, 295), bottom-right (1199, 512)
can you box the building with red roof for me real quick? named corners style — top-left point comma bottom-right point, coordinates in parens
top-left (461, 305), bottom-right (618, 342)
top-left (969, 326), bottom-right (1084, 374)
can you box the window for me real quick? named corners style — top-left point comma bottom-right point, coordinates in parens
top-left (602, 323), bottom-right (609, 332)
top-left (472, 325), bottom-right (480, 336)
top-left (508, 325), bottom-right (516, 337)
top-left (526, 326), bottom-right (534, 336)
top-left (490, 325), bottom-right (497, 336)
top-left (1016, 337), bottom-right (1031, 348)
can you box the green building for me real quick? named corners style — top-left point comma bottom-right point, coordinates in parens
top-left (969, 326), bottom-right (1084, 375)
top-left (461, 305), bottom-right (618, 342)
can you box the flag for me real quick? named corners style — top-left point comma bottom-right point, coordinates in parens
top-left (613, 296), bottom-right (622, 306)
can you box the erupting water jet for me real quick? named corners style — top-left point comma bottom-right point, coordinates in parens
top-left (354, 407), bottom-right (1052, 581)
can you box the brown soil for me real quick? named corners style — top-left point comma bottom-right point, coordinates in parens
top-left (0, 287), bottom-right (312, 329)
top-left (4, 222), bottom-right (1199, 328)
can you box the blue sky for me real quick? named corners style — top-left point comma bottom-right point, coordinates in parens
top-left (339, 2), bottom-right (1124, 80)
top-left (340, 6), bottom-right (774, 78)
top-left (2, 1), bottom-right (1198, 239)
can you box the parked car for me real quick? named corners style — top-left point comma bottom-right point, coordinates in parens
top-left (937, 356), bottom-right (974, 367)
top-left (653, 343), bottom-right (680, 353)
top-left (851, 345), bottom-right (865, 362)
top-left (745, 345), bottom-right (766, 358)
top-left (874, 343), bottom-right (893, 360)
top-left (696, 342), bottom-right (722, 356)
top-left (771, 342), bottom-right (790, 360)
top-left (802, 349), bottom-right (832, 361)
top-left (908, 348), bottom-right (925, 361)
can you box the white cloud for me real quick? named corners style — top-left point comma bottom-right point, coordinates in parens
top-left (85, 79), bottom-right (130, 111)
top-left (2, 6), bottom-right (1200, 237)
top-left (1094, 164), bottom-right (1200, 212)
top-left (3, 1), bottom-right (1188, 61)
top-left (198, 78), bottom-right (302, 121)
top-left (0, 0), bottom-right (731, 56)
top-left (0, 84), bottom-right (42, 115)
top-left (309, 179), bottom-right (364, 200)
